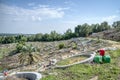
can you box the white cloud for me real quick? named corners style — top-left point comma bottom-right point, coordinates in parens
top-left (0, 4), bottom-right (66, 21)
top-left (102, 15), bottom-right (118, 21)
top-left (28, 3), bottom-right (35, 6)
top-left (31, 16), bottom-right (42, 21)
top-left (37, 4), bottom-right (49, 8)
top-left (64, 1), bottom-right (75, 6)
top-left (83, 15), bottom-right (119, 24)
top-left (63, 20), bottom-right (79, 24)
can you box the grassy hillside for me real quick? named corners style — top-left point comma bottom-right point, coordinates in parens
top-left (41, 49), bottom-right (120, 80)
top-left (0, 37), bottom-right (120, 80)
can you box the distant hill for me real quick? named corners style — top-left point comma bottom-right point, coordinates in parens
top-left (90, 29), bottom-right (120, 41)
top-left (0, 33), bottom-right (34, 37)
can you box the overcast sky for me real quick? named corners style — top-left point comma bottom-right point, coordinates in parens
top-left (0, 0), bottom-right (120, 34)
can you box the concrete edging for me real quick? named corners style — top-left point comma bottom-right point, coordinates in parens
top-left (15, 72), bottom-right (42, 80)
top-left (55, 52), bottom-right (96, 68)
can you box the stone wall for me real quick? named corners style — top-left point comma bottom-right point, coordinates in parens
top-left (15, 72), bottom-right (42, 80)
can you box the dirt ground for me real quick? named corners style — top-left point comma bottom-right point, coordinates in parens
top-left (5, 76), bottom-right (28, 80)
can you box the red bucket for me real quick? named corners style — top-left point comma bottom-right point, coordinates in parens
top-left (99, 49), bottom-right (105, 56)
top-left (4, 72), bottom-right (8, 76)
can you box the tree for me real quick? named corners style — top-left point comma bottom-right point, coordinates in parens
top-left (75, 23), bottom-right (92, 37)
top-left (49, 31), bottom-right (58, 41)
top-left (1, 37), bottom-right (5, 44)
top-left (15, 35), bottom-right (27, 42)
top-left (112, 21), bottom-right (120, 30)
top-left (75, 25), bottom-right (83, 37)
top-left (64, 29), bottom-right (74, 39)
top-left (27, 35), bottom-right (35, 41)
top-left (5, 36), bottom-right (16, 43)
top-left (16, 41), bottom-right (26, 53)
top-left (41, 33), bottom-right (50, 41)
top-left (18, 44), bottom-right (40, 65)
top-left (91, 24), bottom-right (99, 33)
top-left (81, 23), bottom-right (92, 36)
top-left (75, 26), bottom-right (79, 37)
top-left (0, 36), bottom-right (2, 43)
top-left (100, 21), bottom-right (111, 31)
top-left (34, 33), bottom-right (43, 41)
top-left (56, 34), bottom-right (63, 40)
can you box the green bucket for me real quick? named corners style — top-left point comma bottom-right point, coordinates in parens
top-left (102, 55), bottom-right (111, 63)
top-left (94, 55), bottom-right (102, 63)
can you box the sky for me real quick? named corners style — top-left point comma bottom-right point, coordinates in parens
top-left (0, 0), bottom-right (120, 34)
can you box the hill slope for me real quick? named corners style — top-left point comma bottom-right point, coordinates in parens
top-left (90, 29), bottom-right (120, 41)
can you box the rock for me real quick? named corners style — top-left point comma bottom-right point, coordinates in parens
top-left (90, 76), bottom-right (98, 80)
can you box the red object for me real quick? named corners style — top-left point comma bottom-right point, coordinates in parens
top-left (4, 72), bottom-right (8, 76)
top-left (99, 49), bottom-right (105, 56)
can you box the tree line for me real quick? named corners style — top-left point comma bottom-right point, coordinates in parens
top-left (0, 21), bottom-right (120, 44)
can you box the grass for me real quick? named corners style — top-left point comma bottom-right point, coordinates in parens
top-left (56, 55), bottom-right (88, 65)
top-left (0, 44), bottom-right (16, 59)
top-left (0, 66), bottom-right (3, 71)
top-left (41, 49), bottom-right (120, 80)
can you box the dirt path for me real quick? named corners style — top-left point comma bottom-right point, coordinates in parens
top-left (106, 40), bottom-right (120, 49)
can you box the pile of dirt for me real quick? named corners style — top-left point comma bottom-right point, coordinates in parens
top-left (90, 29), bottom-right (120, 41)
top-left (0, 54), bottom-right (19, 69)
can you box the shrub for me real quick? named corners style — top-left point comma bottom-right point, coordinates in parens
top-left (72, 43), bottom-right (77, 49)
top-left (16, 42), bottom-right (26, 53)
top-left (58, 43), bottom-right (65, 49)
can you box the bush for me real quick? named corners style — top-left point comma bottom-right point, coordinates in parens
top-left (16, 42), bottom-right (37, 53)
top-left (72, 42), bottom-right (77, 49)
top-left (16, 42), bottom-right (26, 53)
top-left (58, 43), bottom-right (65, 49)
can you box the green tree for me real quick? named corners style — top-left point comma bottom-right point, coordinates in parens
top-left (1, 37), bottom-right (5, 44)
top-left (27, 35), bottom-right (35, 41)
top-left (91, 24), bottom-right (100, 33)
top-left (64, 29), bottom-right (74, 39)
top-left (34, 33), bottom-right (43, 41)
top-left (49, 31), bottom-right (58, 41)
top-left (15, 35), bottom-right (27, 42)
top-left (75, 25), bottom-right (81, 37)
top-left (82, 23), bottom-right (92, 36)
top-left (42, 33), bottom-right (50, 41)
top-left (75, 26), bottom-right (79, 37)
top-left (112, 21), bottom-right (120, 30)
top-left (5, 36), bottom-right (16, 43)
top-left (16, 41), bottom-right (26, 53)
top-left (18, 44), bottom-right (40, 65)
top-left (0, 36), bottom-right (2, 43)
top-left (100, 21), bottom-right (111, 31)
top-left (75, 23), bottom-right (92, 37)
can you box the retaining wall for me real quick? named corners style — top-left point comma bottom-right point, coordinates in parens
top-left (55, 52), bottom-right (96, 68)
top-left (15, 72), bottom-right (42, 80)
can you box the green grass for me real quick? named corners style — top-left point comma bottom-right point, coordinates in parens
top-left (56, 56), bottom-right (87, 65)
top-left (0, 66), bottom-right (3, 71)
top-left (41, 49), bottom-right (120, 80)
top-left (0, 44), bottom-right (16, 59)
